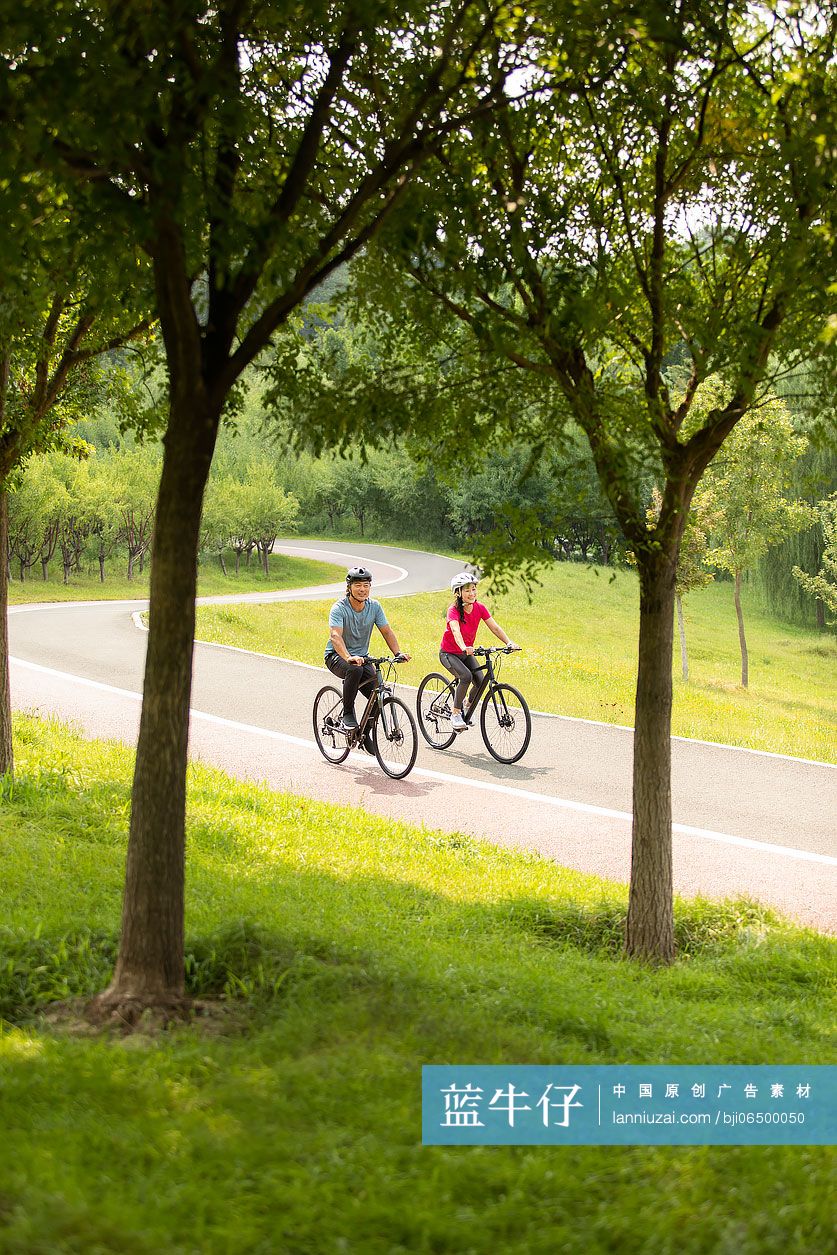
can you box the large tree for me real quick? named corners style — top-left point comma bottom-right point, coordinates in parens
top-left (281, 1), bottom-right (835, 959)
top-left (3, 0), bottom-right (527, 1016)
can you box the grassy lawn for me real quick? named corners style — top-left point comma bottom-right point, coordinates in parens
top-left (7, 550), bottom-right (344, 604)
top-left (194, 561), bottom-right (837, 763)
top-left (0, 715), bottom-right (834, 1253)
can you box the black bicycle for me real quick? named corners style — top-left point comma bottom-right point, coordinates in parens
top-left (416, 645), bottom-right (531, 764)
top-left (313, 654), bottom-right (418, 780)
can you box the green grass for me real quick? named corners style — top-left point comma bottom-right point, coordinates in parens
top-left (194, 561), bottom-right (837, 764)
top-left (0, 714), bottom-right (834, 1253)
top-left (7, 550), bottom-right (344, 604)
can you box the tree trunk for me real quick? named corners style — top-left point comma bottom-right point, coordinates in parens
top-left (815, 598), bottom-right (825, 631)
top-left (99, 544), bottom-right (106, 582)
top-left (0, 489), bottom-right (13, 777)
top-left (625, 553), bottom-right (676, 962)
top-left (41, 557), bottom-right (49, 580)
top-left (734, 569), bottom-right (748, 688)
top-left (218, 552), bottom-right (227, 576)
top-left (675, 591), bottom-right (688, 682)
top-left (90, 386), bottom-right (220, 1020)
top-left (127, 550), bottom-right (134, 580)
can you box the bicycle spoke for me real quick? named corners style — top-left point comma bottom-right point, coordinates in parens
top-left (374, 696), bottom-right (418, 778)
top-left (416, 673), bottom-right (457, 749)
top-left (480, 683), bottom-right (532, 764)
top-left (312, 685), bottom-right (351, 764)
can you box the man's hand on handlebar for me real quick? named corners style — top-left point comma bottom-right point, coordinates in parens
top-left (348, 654), bottom-right (365, 666)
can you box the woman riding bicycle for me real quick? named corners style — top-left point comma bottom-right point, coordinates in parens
top-left (440, 572), bottom-right (518, 732)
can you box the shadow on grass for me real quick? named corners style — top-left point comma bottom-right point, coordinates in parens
top-left (1, 733), bottom-right (831, 1041)
top-left (0, 886), bottom-right (822, 1032)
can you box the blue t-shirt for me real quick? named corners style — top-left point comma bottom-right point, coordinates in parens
top-left (326, 597), bottom-right (389, 657)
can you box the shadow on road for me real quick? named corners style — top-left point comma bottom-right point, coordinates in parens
top-left (420, 747), bottom-right (555, 784)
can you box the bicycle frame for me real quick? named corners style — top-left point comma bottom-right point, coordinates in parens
top-left (461, 648), bottom-right (502, 721)
top-left (328, 657), bottom-right (404, 742)
top-left (345, 656), bottom-right (397, 746)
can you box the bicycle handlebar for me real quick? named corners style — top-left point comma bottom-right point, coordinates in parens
top-left (365, 653), bottom-right (407, 665)
top-left (473, 645), bottom-right (522, 656)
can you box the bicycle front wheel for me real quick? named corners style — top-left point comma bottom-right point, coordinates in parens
top-left (416, 673), bottom-right (457, 750)
top-left (373, 695), bottom-right (418, 779)
top-left (313, 685), bottom-right (351, 764)
top-left (480, 683), bottom-right (531, 764)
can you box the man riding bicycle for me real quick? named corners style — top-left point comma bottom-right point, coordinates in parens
top-left (325, 566), bottom-right (411, 732)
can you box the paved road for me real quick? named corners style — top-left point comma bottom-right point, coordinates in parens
top-left (10, 538), bottom-right (837, 933)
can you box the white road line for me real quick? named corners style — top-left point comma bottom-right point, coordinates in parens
top-left (527, 707), bottom-right (837, 768)
top-left (9, 598), bottom-right (149, 613)
top-left (12, 656), bottom-right (837, 867)
top-left (273, 544), bottom-right (409, 585)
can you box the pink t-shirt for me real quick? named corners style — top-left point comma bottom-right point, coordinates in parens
top-left (440, 601), bottom-right (491, 654)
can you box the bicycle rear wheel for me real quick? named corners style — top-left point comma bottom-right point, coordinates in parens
top-left (416, 673), bottom-right (457, 750)
top-left (480, 683), bottom-right (531, 764)
top-left (313, 685), bottom-right (351, 764)
top-left (373, 695), bottom-right (418, 779)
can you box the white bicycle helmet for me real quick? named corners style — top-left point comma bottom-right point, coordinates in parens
top-left (450, 571), bottom-right (480, 593)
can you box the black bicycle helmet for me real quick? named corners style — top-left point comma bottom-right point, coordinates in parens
top-left (346, 565), bottom-right (373, 582)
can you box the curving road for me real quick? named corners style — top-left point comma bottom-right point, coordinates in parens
top-left (10, 538), bottom-right (837, 933)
